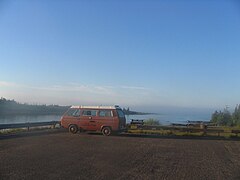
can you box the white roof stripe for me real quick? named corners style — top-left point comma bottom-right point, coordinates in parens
top-left (70, 105), bottom-right (120, 109)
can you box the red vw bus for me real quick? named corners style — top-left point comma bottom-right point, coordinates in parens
top-left (60, 105), bottom-right (126, 136)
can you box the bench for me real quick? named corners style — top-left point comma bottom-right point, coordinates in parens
top-left (232, 130), bottom-right (240, 136)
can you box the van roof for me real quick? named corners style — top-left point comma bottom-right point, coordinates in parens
top-left (70, 105), bottom-right (121, 109)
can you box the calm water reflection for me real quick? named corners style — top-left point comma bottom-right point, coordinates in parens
top-left (0, 115), bottom-right (62, 124)
top-left (125, 113), bottom-right (210, 125)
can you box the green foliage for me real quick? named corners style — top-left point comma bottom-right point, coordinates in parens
top-left (211, 105), bottom-right (240, 126)
top-left (232, 104), bottom-right (240, 126)
top-left (144, 118), bottom-right (160, 126)
top-left (123, 107), bottom-right (131, 115)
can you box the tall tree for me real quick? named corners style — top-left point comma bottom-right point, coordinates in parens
top-left (232, 104), bottom-right (240, 126)
top-left (211, 110), bottom-right (219, 124)
top-left (210, 107), bottom-right (232, 126)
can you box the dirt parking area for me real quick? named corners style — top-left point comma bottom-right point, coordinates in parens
top-left (0, 130), bottom-right (240, 180)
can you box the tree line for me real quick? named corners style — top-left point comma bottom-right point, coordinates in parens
top-left (0, 97), bottom-right (151, 116)
top-left (122, 107), bottom-right (151, 115)
top-left (211, 105), bottom-right (240, 126)
top-left (0, 97), bottom-right (69, 116)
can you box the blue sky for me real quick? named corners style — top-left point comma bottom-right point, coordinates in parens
top-left (0, 0), bottom-right (240, 112)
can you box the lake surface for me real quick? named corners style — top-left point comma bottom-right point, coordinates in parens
top-left (0, 113), bottom-right (211, 125)
top-left (126, 113), bottom-right (210, 125)
top-left (0, 115), bottom-right (62, 124)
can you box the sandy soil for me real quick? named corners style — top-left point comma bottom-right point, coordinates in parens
top-left (0, 130), bottom-right (240, 180)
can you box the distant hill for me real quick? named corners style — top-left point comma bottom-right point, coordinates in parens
top-left (0, 97), bottom-right (69, 116)
top-left (122, 107), bottom-right (152, 115)
top-left (0, 97), bottom-right (151, 116)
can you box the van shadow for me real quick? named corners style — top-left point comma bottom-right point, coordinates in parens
top-left (87, 132), bottom-right (240, 141)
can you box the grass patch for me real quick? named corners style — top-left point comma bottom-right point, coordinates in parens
top-left (127, 129), bottom-right (240, 138)
top-left (0, 125), bottom-right (59, 135)
top-left (0, 128), bottom-right (26, 134)
top-left (144, 118), bottom-right (161, 126)
top-left (127, 124), bottom-right (240, 138)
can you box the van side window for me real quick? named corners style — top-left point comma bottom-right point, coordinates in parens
top-left (99, 110), bottom-right (113, 117)
top-left (82, 110), bottom-right (97, 116)
top-left (66, 108), bottom-right (80, 117)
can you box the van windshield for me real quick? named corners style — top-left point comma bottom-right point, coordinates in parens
top-left (116, 109), bottom-right (125, 118)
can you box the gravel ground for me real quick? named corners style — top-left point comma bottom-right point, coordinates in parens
top-left (0, 130), bottom-right (240, 180)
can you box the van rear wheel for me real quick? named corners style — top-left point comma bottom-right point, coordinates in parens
top-left (102, 127), bottom-right (111, 136)
top-left (69, 125), bottom-right (78, 134)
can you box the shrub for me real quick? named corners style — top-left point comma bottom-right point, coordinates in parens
top-left (144, 118), bottom-right (160, 126)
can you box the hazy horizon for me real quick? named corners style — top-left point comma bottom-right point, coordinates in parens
top-left (0, 96), bottom-right (218, 116)
top-left (1, 0), bottom-right (240, 114)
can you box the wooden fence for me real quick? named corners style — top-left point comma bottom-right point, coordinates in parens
top-left (128, 124), bottom-right (240, 136)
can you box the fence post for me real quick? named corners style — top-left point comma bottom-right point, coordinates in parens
top-left (200, 124), bottom-right (207, 136)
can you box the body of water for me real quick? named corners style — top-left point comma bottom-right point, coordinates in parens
top-left (0, 113), bottom-right (211, 125)
top-left (126, 113), bottom-right (211, 125)
top-left (0, 115), bottom-right (62, 124)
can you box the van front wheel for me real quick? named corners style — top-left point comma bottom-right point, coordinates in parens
top-left (102, 127), bottom-right (111, 136)
top-left (69, 125), bottom-right (78, 134)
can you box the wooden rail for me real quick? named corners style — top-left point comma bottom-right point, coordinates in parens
top-left (128, 124), bottom-right (234, 136)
